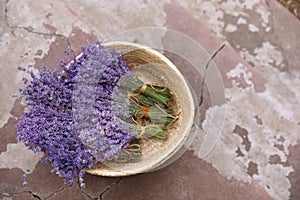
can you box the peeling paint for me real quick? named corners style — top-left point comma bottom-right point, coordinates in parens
top-left (179, 0), bottom-right (271, 38)
top-left (254, 42), bottom-right (284, 67)
top-left (248, 24), bottom-right (259, 32)
top-left (233, 125), bottom-right (251, 152)
top-left (239, 42), bottom-right (300, 113)
top-left (201, 83), bottom-right (300, 199)
top-left (0, 29), bottom-right (54, 127)
top-left (247, 161), bottom-right (258, 177)
top-left (62, 0), bottom-right (168, 39)
top-left (178, 0), bottom-right (225, 37)
top-left (226, 63), bottom-right (254, 89)
top-left (0, 143), bottom-right (43, 173)
top-left (6, 0), bottom-right (76, 36)
top-left (225, 24), bottom-right (237, 32)
top-left (237, 17), bottom-right (247, 25)
top-left (0, 0), bottom-right (299, 199)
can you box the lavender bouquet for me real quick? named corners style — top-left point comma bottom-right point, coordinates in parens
top-left (15, 41), bottom-right (177, 186)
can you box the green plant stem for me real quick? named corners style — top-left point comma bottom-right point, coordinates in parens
top-left (120, 77), bottom-right (172, 107)
top-left (117, 118), bottom-right (168, 140)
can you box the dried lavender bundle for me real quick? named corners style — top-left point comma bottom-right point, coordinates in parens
top-left (15, 42), bottom-right (135, 186)
top-left (116, 118), bottom-right (168, 140)
top-left (15, 41), bottom-right (177, 187)
top-left (112, 87), bottom-right (176, 126)
top-left (16, 66), bottom-right (96, 186)
top-left (117, 72), bottom-right (172, 107)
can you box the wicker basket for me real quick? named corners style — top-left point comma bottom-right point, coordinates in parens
top-left (84, 42), bottom-right (195, 176)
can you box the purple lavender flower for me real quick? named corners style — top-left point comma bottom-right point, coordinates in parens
top-left (16, 65), bottom-right (97, 185)
top-left (72, 42), bottom-right (136, 161)
top-left (16, 41), bottom-right (136, 185)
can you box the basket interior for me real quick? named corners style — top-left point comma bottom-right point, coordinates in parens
top-left (85, 42), bottom-right (195, 176)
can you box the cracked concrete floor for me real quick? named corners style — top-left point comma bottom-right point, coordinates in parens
top-left (1, 0), bottom-right (300, 200)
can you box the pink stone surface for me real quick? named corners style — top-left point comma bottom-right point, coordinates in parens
top-left (0, 0), bottom-right (299, 199)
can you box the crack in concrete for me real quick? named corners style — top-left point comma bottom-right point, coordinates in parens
top-left (3, 0), bottom-right (75, 55)
top-left (1, 191), bottom-right (26, 198)
top-left (3, 0), bottom-right (10, 29)
top-left (198, 43), bottom-right (226, 106)
top-left (77, 180), bottom-right (93, 200)
top-left (98, 178), bottom-right (122, 200)
top-left (81, 190), bottom-right (93, 200)
top-left (1, 190), bottom-right (42, 200)
top-left (23, 27), bottom-right (75, 55)
top-left (28, 191), bottom-right (42, 200)
top-left (78, 182), bottom-right (93, 200)
top-left (44, 185), bottom-right (72, 200)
